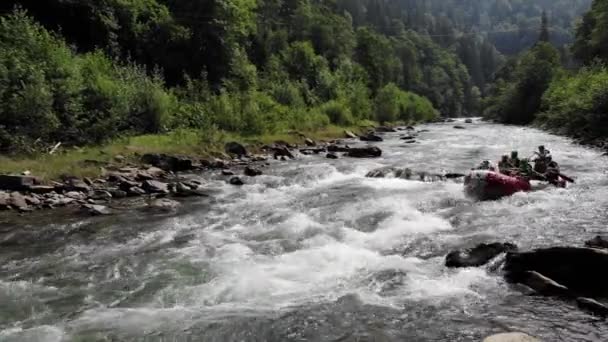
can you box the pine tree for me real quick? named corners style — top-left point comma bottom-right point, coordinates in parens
top-left (539, 10), bottom-right (550, 43)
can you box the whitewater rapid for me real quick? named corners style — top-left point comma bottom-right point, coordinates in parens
top-left (1, 120), bottom-right (607, 341)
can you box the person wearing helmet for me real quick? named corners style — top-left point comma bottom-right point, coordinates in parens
top-left (498, 155), bottom-right (511, 174)
top-left (509, 151), bottom-right (520, 169)
top-left (533, 145), bottom-right (552, 174)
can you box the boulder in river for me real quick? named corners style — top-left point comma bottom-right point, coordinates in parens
top-left (453, 125), bottom-right (466, 129)
top-left (519, 271), bottom-right (571, 297)
top-left (62, 177), bottom-right (90, 192)
top-left (359, 133), bottom-right (383, 142)
top-left (82, 204), bottom-right (113, 216)
top-left (465, 119), bottom-right (473, 124)
top-left (483, 332), bottom-right (540, 342)
top-left (445, 242), bottom-right (517, 268)
top-left (225, 142), bottom-right (248, 157)
top-left (229, 177), bottom-right (244, 186)
top-left (585, 235), bottom-right (608, 249)
top-left (326, 153), bottom-right (338, 159)
top-left (273, 146), bottom-right (295, 160)
top-left (9, 192), bottom-right (30, 211)
top-left (327, 144), bottom-right (350, 153)
top-left (347, 146), bottom-right (382, 158)
top-left (577, 297), bottom-right (608, 317)
top-left (244, 166), bottom-right (263, 177)
top-left (505, 247), bottom-right (608, 297)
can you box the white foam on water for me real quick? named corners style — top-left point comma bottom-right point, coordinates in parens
top-left (0, 326), bottom-right (65, 342)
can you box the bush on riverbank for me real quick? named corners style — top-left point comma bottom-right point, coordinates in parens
top-left (374, 83), bottom-right (438, 124)
top-left (537, 66), bottom-right (608, 138)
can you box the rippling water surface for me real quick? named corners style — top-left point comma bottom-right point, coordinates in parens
top-left (1, 120), bottom-right (608, 341)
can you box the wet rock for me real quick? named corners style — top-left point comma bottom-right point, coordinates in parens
top-left (0, 191), bottom-right (9, 209)
top-left (65, 191), bottom-right (87, 200)
top-left (446, 242), bottom-right (517, 268)
top-left (344, 130), bottom-right (358, 139)
top-left (327, 144), bottom-right (350, 153)
top-left (114, 155), bottom-right (126, 163)
top-left (127, 186), bottom-right (147, 196)
top-left (400, 136), bottom-right (416, 140)
top-left (221, 170), bottom-right (235, 176)
top-left (304, 138), bottom-right (316, 146)
top-left (0, 175), bottom-right (36, 191)
top-left (585, 235), bottom-right (608, 249)
top-left (519, 271), bottom-right (571, 297)
top-left (109, 189), bottom-right (127, 199)
top-left (141, 180), bottom-right (169, 194)
top-left (148, 198), bottom-right (180, 211)
top-left (89, 190), bottom-right (112, 201)
top-left (453, 125), bottom-right (466, 129)
top-left (245, 167), bottom-right (263, 177)
top-left (406, 126), bottom-right (415, 130)
top-left (483, 332), bottom-right (540, 342)
top-left (505, 247), bottom-right (608, 297)
top-left (24, 195), bottom-right (41, 206)
top-left (326, 153), bottom-right (338, 159)
top-left (444, 173), bottom-right (466, 179)
top-left (273, 146), bottom-right (295, 160)
top-left (118, 179), bottom-right (140, 192)
top-left (229, 177), bottom-right (244, 186)
top-left (173, 182), bottom-right (209, 197)
top-left (347, 146), bottom-right (382, 158)
top-left (141, 154), bottom-right (195, 172)
top-left (577, 297), bottom-right (608, 317)
top-left (359, 133), bottom-right (383, 142)
top-left (375, 126), bottom-right (397, 133)
top-left (465, 119), bottom-right (473, 124)
top-left (9, 192), bottom-right (30, 211)
top-left (83, 204), bottom-right (113, 216)
top-left (225, 142), bottom-right (248, 157)
top-left (63, 178), bottom-right (90, 192)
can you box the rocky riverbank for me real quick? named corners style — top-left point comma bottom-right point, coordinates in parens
top-left (0, 128), bottom-right (399, 215)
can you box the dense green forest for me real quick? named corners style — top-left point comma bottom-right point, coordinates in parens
top-left (484, 0), bottom-right (608, 141)
top-left (0, 0), bottom-right (595, 154)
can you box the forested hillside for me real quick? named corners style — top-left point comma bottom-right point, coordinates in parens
top-left (0, 0), bottom-right (592, 154)
top-left (484, 0), bottom-right (608, 142)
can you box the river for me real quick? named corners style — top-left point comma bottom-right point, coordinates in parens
top-left (1, 120), bottom-right (607, 341)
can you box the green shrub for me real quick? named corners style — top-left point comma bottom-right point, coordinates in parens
top-left (321, 100), bottom-right (354, 125)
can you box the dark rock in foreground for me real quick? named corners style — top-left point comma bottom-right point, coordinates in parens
top-left (229, 177), bottom-right (244, 186)
top-left (359, 133), bottom-right (383, 142)
top-left (519, 271), bottom-right (571, 297)
top-left (585, 235), bottom-right (608, 249)
top-left (244, 167), bottom-right (263, 177)
top-left (453, 125), bottom-right (466, 129)
top-left (326, 153), bottom-right (338, 159)
top-left (446, 242), bottom-right (517, 268)
top-left (225, 141), bottom-right (248, 157)
top-left (505, 247), bottom-right (608, 297)
top-left (347, 146), bottom-right (382, 158)
top-left (577, 297), bottom-right (608, 317)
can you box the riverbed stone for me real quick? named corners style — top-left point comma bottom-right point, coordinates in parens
top-left (273, 146), bottom-right (295, 160)
top-left (483, 333), bottom-right (540, 342)
top-left (127, 186), bottom-right (147, 196)
top-left (63, 178), bottom-right (90, 192)
top-left (83, 204), bottom-right (113, 216)
top-left (359, 133), bottom-right (383, 142)
top-left (577, 297), bottom-right (608, 317)
top-left (347, 146), bottom-right (382, 158)
top-left (0, 191), bottom-right (9, 209)
top-left (229, 177), bottom-right (244, 186)
top-left (505, 247), bottom-right (608, 297)
top-left (244, 167), bottom-right (263, 177)
top-left (28, 185), bottom-right (56, 194)
top-left (65, 191), bottom-right (87, 200)
top-left (141, 180), bottom-right (169, 194)
top-left (9, 192), bottom-right (29, 211)
top-left (519, 271), bottom-right (571, 297)
top-left (89, 190), bottom-right (112, 201)
top-left (148, 198), bottom-right (180, 211)
top-left (141, 153), bottom-right (195, 172)
top-left (326, 153), bottom-right (338, 159)
top-left (446, 242), bottom-right (517, 268)
top-left (585, 235), bottom-right (608, 249)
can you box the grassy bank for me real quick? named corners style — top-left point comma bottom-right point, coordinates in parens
top-left (0, 125), bottom-right (366, 181)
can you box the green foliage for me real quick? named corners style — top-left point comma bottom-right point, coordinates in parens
top-left (572, 0), bottom-right (608, 64)
top-left (0, 10), bottom-right (176, 152)
top-left (374, 83), bottom-right (438, 124)
top-left (538, 66), bottom-right (608, 137)
top-left (483, 43), bottom-right (561, 124)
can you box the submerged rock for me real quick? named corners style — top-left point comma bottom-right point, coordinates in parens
top-left (326, 153), bottom-right (338, 159)
top-left (359, 133), bottom-right (383, 142)
top-left (505, 247), bottom-right (608, 297)
top-left (83, 204), bottom-right (113, 216)
top-left (244, 167), bottom-right (263, 177)
top-left (577, 297), bottom-right (608, 317)
top-left (453, 125), bottom-right (466, 129)
top-left (483, 333), bottom-right (540, 342)
top-left (347, 146), bottom-right (382, 158)
top-left (519, 271), bottom-right (571, 297)
top-left (229, 177), bottom-right (244, 186)
top-left (585, 235), bottom-right (608, 249)
top-left (446, 242), bottom-right (517, 268)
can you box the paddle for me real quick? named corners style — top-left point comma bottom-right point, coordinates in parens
top-left (558, 173), bottom-right (575, 183)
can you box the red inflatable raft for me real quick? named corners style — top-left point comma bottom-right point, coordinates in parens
top-left (464, 170), bottom-right (532, 200)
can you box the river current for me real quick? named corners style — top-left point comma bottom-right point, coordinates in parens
top-left (1, 120), bottom-right (608, 341)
